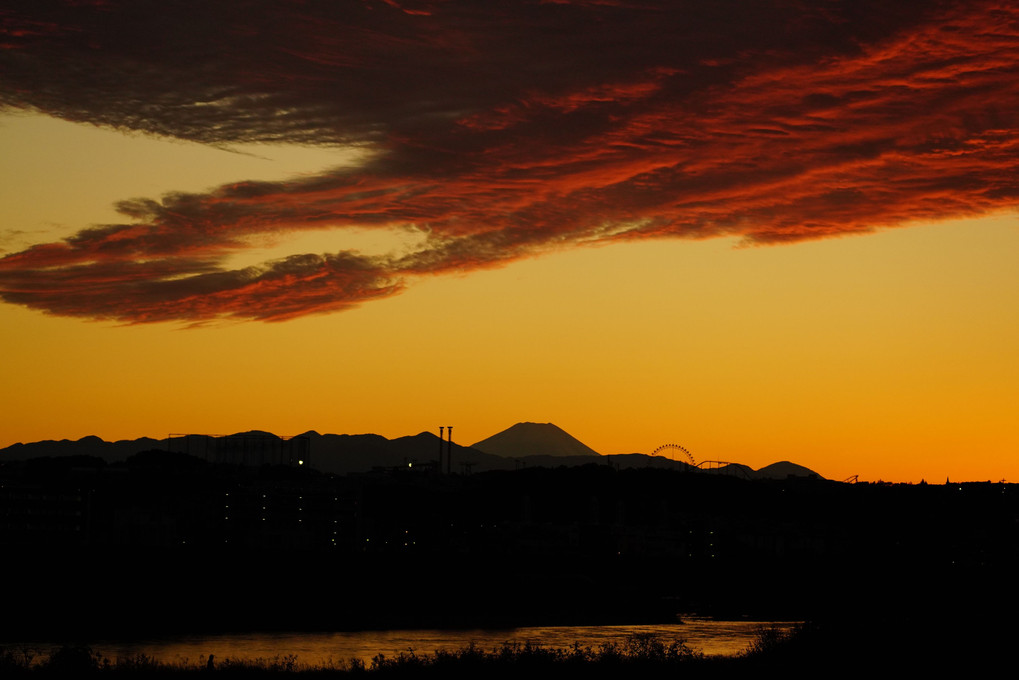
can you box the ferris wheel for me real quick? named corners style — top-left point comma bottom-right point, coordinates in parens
top-left (652, 443), bottom-right (696, 466)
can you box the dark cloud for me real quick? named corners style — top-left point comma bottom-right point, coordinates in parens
top-left (0, 249), bottom-right (401, 324)
top-left (1, 0), bottom-right (1017, 322)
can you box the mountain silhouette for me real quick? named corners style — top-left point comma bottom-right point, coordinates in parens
top-left (0, 435), bottom-right (163, 462)
top-left (0, 426), bottom-right (825, 478)
top-left (470, 422), bottom-right (600, 458)
top-left (754, 460), bottom-right (821, 480)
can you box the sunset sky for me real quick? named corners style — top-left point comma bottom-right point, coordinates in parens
top-left (2, 0), bottom-right (1017, 482)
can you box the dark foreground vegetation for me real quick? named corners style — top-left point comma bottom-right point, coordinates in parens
top-left (7, 456), bottom-right (1019, 638)
top-left (5, 456), bottom-right (1019, 674)
top-left (0, 630), bottom-right (822, 678)
top-left (3, 621), bottom-right (1014, 679)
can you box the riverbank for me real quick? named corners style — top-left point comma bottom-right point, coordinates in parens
top-left (3, 618), bottom-right (1013, 678)
top-left (0, 631), bottom-right (784, 678)
top-left (1, 619), bottom-right (800, 666)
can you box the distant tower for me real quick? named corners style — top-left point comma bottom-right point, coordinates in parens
top-left (447, 426), bottom-right (453, 474)
top-left (439, 426), bottom-right (445, 473)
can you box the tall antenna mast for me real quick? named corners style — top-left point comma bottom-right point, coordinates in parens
top-left (447, 426), bottom-right (453, 474)
top-left (439, 426), bottom-right (445, 474)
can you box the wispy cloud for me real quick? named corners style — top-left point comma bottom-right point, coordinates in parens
top-left (1, 0), bottom-right (1017, 322)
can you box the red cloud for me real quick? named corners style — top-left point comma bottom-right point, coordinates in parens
top-left (1, 0), bottom-right (1017, 322)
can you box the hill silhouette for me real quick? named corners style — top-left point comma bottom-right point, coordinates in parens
top-left (302, 430), bottom-right (507, 475)
top-left (471, 422), bottom-right (601, 458)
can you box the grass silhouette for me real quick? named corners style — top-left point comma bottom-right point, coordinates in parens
top-left (3, 631), bottom-right (804, 678)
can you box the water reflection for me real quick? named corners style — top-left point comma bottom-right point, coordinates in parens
top-left (5, 619), bottom-right (798, 667)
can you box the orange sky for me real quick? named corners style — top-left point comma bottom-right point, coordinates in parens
top-left (2, 1), bottom-right (1018, 482)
